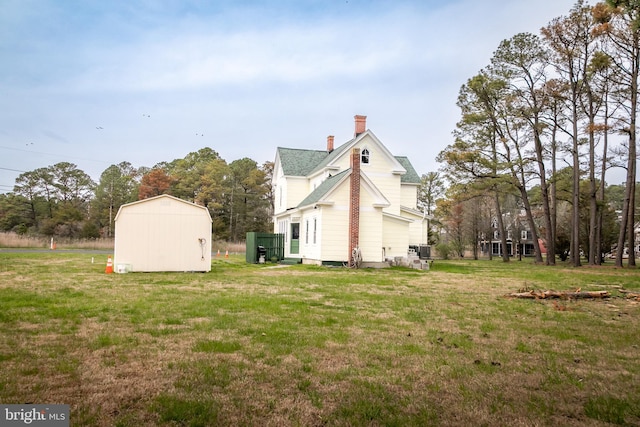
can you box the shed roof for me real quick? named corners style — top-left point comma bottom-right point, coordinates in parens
top-left (114, 194), bottom-right (212, 222)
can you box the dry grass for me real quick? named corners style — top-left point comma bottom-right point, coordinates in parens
top-left (0, 232), bottom-right (114, 250)
top-left (211, 240), bottom-right (246, 255)
top-left (0, 254), bottom-right (638, 426)
top-left (0, 232), bottom-right (247, 254)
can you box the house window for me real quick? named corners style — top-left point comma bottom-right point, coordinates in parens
top-left (493, 230), bottom-right (499, 240)
top-left (305, 220), bottom-right (309, 244)
top-left (313, 218), bottom-right (317, 244)
top-left (279, 220), bottom-right (288, 242)
top-left (521, 230), bottom-right (529, 240)
top-left (361, 148), bottom-right (370, 164)
top-left (492, 242), bottom-right (501, 255)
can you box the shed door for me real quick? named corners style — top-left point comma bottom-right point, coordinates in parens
top-left (290, 223), bottom-right (300, 255)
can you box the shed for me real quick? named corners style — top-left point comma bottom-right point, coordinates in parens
top-left (114, 194), bottom-right (212, 272)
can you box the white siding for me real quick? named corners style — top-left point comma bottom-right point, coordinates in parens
top-left (299, 209), bottom-right (322, 262)
top-left (319, 184), bottom-right (350, 262)
top-left (404, 210), bottom-right (427, 246)
top-left (359, 190), bottom-right (384, 262)
top-left (383, 215), bottom-right (411, 259)
top-left (400, 184), bottom-right (418, 210)
top-left (356, 136), bottom-right (404, 216)
top-left (114, 195), bottom-right (212, 272)
top-left (286, 177), bottom-right (309, 210)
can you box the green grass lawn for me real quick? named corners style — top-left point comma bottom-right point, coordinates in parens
top-left (0, 252), bottom-right (639, 426)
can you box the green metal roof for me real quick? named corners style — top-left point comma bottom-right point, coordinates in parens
top-left (297, 169), bottom-right (350, 208)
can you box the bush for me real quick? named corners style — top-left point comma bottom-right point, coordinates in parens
top-left (435, 242), bottom-right (453, 260)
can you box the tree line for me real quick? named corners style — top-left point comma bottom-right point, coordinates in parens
top-left (0, 147), bottom-right (274, 242)
top-left (436, 0), bottom-right (640, 268)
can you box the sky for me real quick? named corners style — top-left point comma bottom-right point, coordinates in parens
top-left (1, 0), bottom-right (599, 194)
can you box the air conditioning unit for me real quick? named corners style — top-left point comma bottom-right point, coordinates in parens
top-left (418, 245), bottom-right (431, 260)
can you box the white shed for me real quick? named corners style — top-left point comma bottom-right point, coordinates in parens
top-left (114, 194), bottom-right (212, 272)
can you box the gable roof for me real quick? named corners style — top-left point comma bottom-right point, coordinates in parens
top-left (310, 130), bottom-right (408, 177)
top-left (276, 147), bottom-right (331, 176)
top-left (395, 156), bottom-right (421, 184)
top-left (114, 194), bottom-right (212, 222)
top-left (297, 169), bottom-right (349, 208)
top-left (276, 130), bottom-right (421, 183)
top-left (297, 168), bottom-right (391, 210)
top-left (308, 138), bottom-right (355, 175)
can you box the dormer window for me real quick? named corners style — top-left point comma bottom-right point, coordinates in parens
top-left (361, 148), bottom-right (370, 164)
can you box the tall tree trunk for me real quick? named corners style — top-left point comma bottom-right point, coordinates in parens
top-left (596, 99), bottom-right (609, 265)
top-left (616, 161), bottom-right (632, 267)
top-left (550, 131), bottom-right (558, 264)
top-left (627, 161), bottom-right (636, 267)
top-left (627, 51), bottom-right (638, 267)
top-left (588, 111), bottom-right (598, 265)
top-left (518, 184), bottom-right (544, 263)
top-left (571, 115), bottom-right (582, 267)
top-left (495, 191), bottom-right (510, 262)
top-left (533, 127), bottom-right (555, 265)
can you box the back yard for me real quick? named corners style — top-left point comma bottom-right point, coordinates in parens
top-left (0, 252), bottom-right (638, 426)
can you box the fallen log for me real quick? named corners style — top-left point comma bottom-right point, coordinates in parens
top-left (619, 289), bottom-right (640, 301)
top-left (508, 290), bottom-right (610, 299)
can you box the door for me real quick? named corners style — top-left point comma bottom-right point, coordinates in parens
top-left (290, 223), bottom-right (300, 255)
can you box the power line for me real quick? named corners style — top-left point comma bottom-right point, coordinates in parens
top-left (0, 167), bottom-right (26, 173)
top-left (0, 145), bottom-right (110, 165)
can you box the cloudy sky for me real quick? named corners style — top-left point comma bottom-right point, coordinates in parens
top-left (1, 0), bottom-right (587, 193)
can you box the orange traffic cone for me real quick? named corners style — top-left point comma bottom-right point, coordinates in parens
top-left (225, 250), bottom-right (229, 258)
top-left (105, 256), bottom-right (114, 274)
top-left (216, 249), bottom-right (220, 257)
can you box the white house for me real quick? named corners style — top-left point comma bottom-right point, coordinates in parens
top-left (272, 115), bottom-right (427, 267)
top-left (114, 194), bottom-right (212, 272)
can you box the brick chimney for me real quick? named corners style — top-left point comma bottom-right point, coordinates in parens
top-left (354, 115), bottom-right (367, 136)
top-left (348, 148), bottom-right (361, 266)
top-left (327, 135), bottom-right (334, 152)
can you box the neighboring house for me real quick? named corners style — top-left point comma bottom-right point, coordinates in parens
top-left (487, 212), bottom-right (539, 258)
top-left (114, 194), bottom-right (212, 272)
top-left (272, 115), bottom-right (427, 266)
